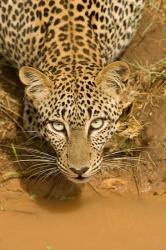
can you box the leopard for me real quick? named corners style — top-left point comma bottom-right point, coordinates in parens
top-left (0, 0), bottom-right (144, 183)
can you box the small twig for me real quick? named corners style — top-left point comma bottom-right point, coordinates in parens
top-left (0, 207), bottom-right (37, 216)
top-left (0, 75), bottom-right (18, 86)
top-left (88, 183), bottom-right (103, 197)
top-left (0, 106), bottom-right (25, 134)
top-left (142, 22), bottom-right (154, 38)
top-left (131, 156), bottom-right (142, 199)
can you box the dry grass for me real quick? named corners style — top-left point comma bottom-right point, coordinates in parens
top-left (0, 88), bottom-right (21, 140)
top-left (102, 57), bottom-right (166, 196)
top-left (146, 0), bottom-right (166, 19)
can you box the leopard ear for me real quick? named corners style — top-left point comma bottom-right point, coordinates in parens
top-left (19, 66), bottom-right (51, 101)
top-left (96, 61), bottom-right (130, 91)
top-left (96, 61), bottom-right (136, 109)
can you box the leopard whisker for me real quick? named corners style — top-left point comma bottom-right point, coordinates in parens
top-left (103, 148), bottom-right (142, 158)
top-left (103, 157), bottom-right (149, 163)
top-left (102, 163), bottom-right (133, 170)
top-left (102, 165), bottom-right (130, 173)
top-left (13, 159), bottom-right (55, 163)
top-left (8, 145), bottom-right (56, 159)
top-left (25, 163), bottom-right (59, 173)
top-left (102, 160), bottom-right (135, 168)
top-left (18, 154), bottom-right (57, 161)
top-left (26, 167), bottom-right (59, 180)
top-left (40, 169), bottom-right (61, 182)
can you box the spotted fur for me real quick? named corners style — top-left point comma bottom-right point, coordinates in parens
top-left (0, 0), bottom-right (144, 183)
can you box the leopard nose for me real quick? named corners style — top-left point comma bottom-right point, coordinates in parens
top-left (70, 167), bottom-right (89, 175)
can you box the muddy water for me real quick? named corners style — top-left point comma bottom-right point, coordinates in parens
top-left (0, 187), bottom-right (166, 250)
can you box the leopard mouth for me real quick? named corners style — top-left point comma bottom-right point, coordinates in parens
top-left (69, 175), bottom-right (91, 184)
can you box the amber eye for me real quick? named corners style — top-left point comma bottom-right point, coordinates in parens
top-left (90, 118), bottom-right (104, 130)
top-left (51, 121), bottom-right (65, 132)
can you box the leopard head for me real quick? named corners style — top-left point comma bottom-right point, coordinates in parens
top-left (19, 61), bottom-right (132, 183)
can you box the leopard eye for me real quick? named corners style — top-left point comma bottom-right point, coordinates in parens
top-left (51, 121), bottom-right (65, 132)
top-left (90, 118), bottom-right (104, 130)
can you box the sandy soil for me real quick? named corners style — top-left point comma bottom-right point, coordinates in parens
top-left (0, 1), bottom-right (166, 250)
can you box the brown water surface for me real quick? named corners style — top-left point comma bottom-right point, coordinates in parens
top-left (0, 2), bottom-right (166, 250)
top-left (0, 186), bottom-right (166, 250)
